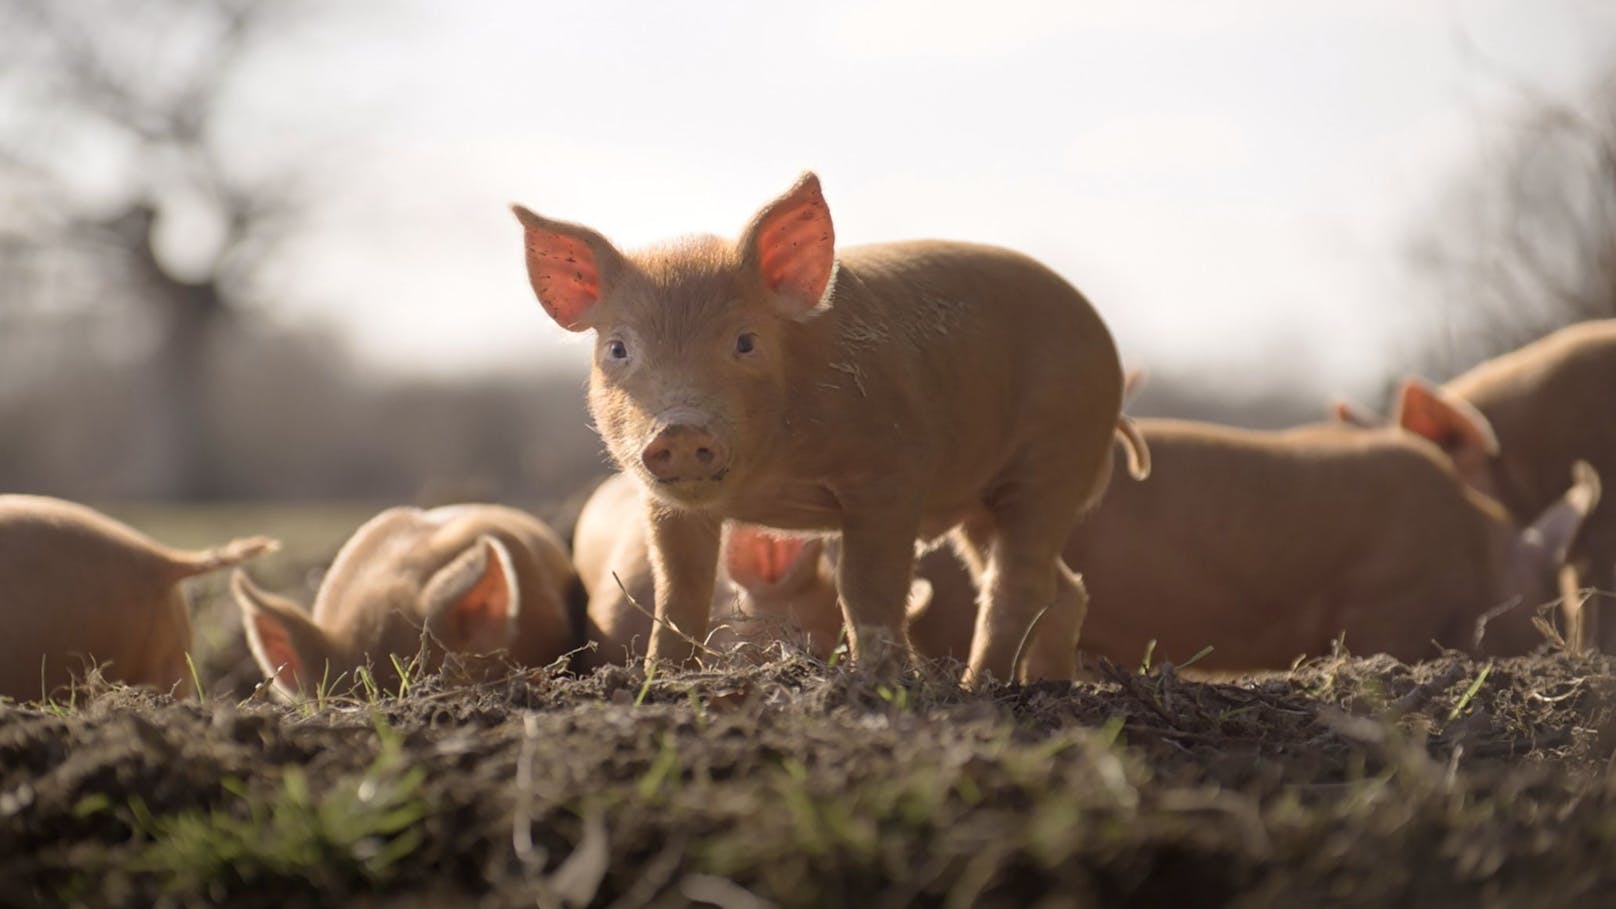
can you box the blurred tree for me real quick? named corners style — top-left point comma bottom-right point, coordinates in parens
top-left (0, 2), bottom-right (612, 506)
top-left (0, 0), bottom-right (317, 499)
top-left (1410, 63), bottom-right (1616, 377)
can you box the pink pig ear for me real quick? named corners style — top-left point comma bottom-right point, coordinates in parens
top-left (232, 571), bottom-right (333, 700)
top-left (511, 205), bottom-right (624, 332)
top-left (1393, 378), bottom-right (1500, 458)
top-left (724, 526), bottom-right (818, 592)
top-left (739, 172), bottom-right (838, 319)
top-left (425, 536), bottom-right (520, 654)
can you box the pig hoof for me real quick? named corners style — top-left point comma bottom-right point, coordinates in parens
top-left (643, 645), bottom-right (699, 674)
top-left (849, 626), bottom-right (913, 676)
top-left (1018, 654), bottom-right (1078, 684)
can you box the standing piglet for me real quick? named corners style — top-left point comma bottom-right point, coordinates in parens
top-left (514, 172), bottom-right (1142, 682)
top-left (1335, 320), bottom-right (1616, 646)
top-left (908, 419), bottom-right (1600, 670)
top-left (573, 473), bottom-right (844, 666)
top-left (232, 504), bottom-right (580, 699)
top-left (0, 495), bottom-right (278, 701)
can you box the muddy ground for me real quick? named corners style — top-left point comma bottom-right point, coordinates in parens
top-left (6, 649), bottom-right (1616, 908)
top-left (4, 506), bottom-right (1616, 908)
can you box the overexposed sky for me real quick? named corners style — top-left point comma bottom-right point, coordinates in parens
top-left (235, 0), bottom-right (1615, 398)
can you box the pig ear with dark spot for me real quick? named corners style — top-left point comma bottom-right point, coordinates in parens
top-left (511, 205), bottom-right (624, 332)
top-left (1393, 378), bottom-right (1500, 457)
top-left (739, 172), bottom-right (838, 320)
top-left (232, 571), bottom-right (332, 701)
top-left (424, 536), bottom-right (520, 654)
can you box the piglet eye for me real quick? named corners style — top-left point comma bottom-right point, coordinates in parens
top-left (735, 332), bottom-right (757, 355)
top-left (606, 339), bottom-right (628, 361)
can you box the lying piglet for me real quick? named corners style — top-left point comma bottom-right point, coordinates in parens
top-left (515, 171), bottom-right (1142, 682)
top-left (232, 504), bottom-right (579, 699)
top-left (0, 495), bottom-right (277, 701)
top-left (907, 418), bottom-right (1600, 671)
top-left (573, 473), bottom-right (844, 665)
top-left (1334, 320), bottom-right (1616, 648)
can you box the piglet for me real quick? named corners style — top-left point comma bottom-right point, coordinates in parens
top-left (1334, 320), bottom-right (1616, 648)
top-left (908, 419), bottom-right (1600, 671)
top-left (514, 172), bottom-right (1144, 682)
top-left (232, 504), bottom-right (579, 699)
top-left (573, 473), bottom-right (845, 664)
top-left (0, 495), bottom-right (277, 701)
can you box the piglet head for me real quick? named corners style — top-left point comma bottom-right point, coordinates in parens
top-left (1392, 378), bottom-right (1502, 500)
top-left (513, 173), bottom-right (838, 508)
top-left (234, 535), bottom-right (522, 700)
top-left (723, 526), bottom-right (843, 654)
top-left (724, 526), bottom-right (825, 598)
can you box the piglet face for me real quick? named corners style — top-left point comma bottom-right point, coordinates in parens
top-left (515, 173), bottom-right (837, 508)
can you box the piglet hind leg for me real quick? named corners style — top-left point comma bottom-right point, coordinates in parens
top-left (137, 587), bottom-right (197, 699)
top-left (959, 526), bottom-right (1077, 685)
top-left (964, 455), bottom-right (1111, 685)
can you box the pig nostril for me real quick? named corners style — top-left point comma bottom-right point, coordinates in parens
top-left (643, 446), bottom-right (674, 476)
top-left (695, 447), bottom-right (714, 465)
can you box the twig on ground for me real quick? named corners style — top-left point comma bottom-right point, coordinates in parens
top-left (611, 572), bottom-right (722, 660)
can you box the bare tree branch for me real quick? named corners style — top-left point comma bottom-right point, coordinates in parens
top-left (1411, 56), bottom-right (1616, 376)
top-left (0, 0), bottom-right (324, 498)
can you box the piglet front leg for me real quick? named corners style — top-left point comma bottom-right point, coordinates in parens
top-left (645, 503), bottom-right (722, 668)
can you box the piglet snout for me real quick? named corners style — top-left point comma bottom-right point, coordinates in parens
top-left (641, 421), bottom-right (728, 482)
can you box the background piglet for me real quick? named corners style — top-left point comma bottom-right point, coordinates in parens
top-left (232, 504), bottom-right (579, 699)
top-left (515, 171), bottom-right (1137, 682)
top-left (908, 419), bottom-right (1599, 671)
top-left (0, 495), bottom-right (277, 701)
top-left (573, 473), bottom-right (845, 665)
top-left (1334, 320), bottom-right (1616, 648)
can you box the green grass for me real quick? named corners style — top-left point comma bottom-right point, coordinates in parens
top-left (634, 663), bottom-right (658, 708)
top-left (389, 653), bottom-right (418, 699)
top-left (1446, 661), bottom-right (1493, 725)
top-left (127, 716), bottom-right (432, 894)
top-left (185, 653), bottom-right (205, 700)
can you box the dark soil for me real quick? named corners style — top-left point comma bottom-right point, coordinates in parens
top-left (4, 647), bottom-right (1616, 909)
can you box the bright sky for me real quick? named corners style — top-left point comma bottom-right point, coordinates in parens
top-left (243, 0), bottom-right (1615, 399)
